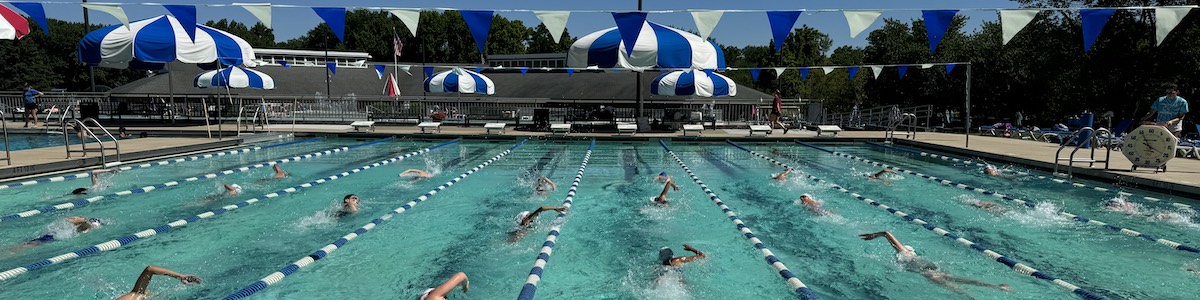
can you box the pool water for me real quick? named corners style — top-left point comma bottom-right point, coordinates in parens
top-left (0, 139), bottom-right (1197, 300)
top-left (2, 133), bottom-right (72, 151)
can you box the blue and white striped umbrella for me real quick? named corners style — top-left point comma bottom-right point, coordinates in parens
top-left (568, 21), bottom-right (725, 70)
top-left (651, 70), bottom-right (737, 97)
top-left (423, 67), bottom-right (495, 94)
top-left (79, 15), bottom-right (257, 69)
top-left (194, 66), bottom-right (274, 89)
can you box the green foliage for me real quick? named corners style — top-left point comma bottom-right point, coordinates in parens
top-left (0, 19), bottom-right (141, 91)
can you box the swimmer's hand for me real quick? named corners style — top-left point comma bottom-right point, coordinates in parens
top-left (462, 278), bottom-right (470, 293)
top-left (999, 284), bottom-right (1012, 292)
top-left (683, 244), bottom-right (699, 253)
top-left (178, 274), bottom-right (201, 285)
top-left (858, 232), bottom-right (885, 240)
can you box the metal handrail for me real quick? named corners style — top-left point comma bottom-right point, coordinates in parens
top-left (1053, 127), bottom-right (1111, 177)
top-left (63, 118), bottom-right (121, 166)
top-left (45, 102), bottom-right (77, 133)
top-left (885, 113), bottom-right (917, 143)
top-left (1, 110), bottom-right (10, 165)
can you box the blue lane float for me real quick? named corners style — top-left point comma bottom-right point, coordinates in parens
top-left (518, 139), bottom-right (594, 300)
top-left (0, 137), bottom-right (320, 190)
top-left (728, 140), bottom-right (1106, 300)
top-left (0, 137), bottom-right (392, 223)
top-left (0, 138), bottom-right (461, 283)
top-left (660, 140), bottom-right (820, 300)
top-left (865, 142), bottom-right (1193, 211)
top-left (223, 139), bottom-right (528, 300)
top-left (795, 141), bottom-right (1200, 255)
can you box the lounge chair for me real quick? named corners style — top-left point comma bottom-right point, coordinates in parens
top-left (1096, 119), bottom-right (1132, 150)
top-left (617, 124), bottom-right (637, 136)
top-left (417, 122), bottom-right (441, 134)
top-left (350, 121), bottom-right (376, 132)
top-left (551, 124), bottom-right (571, 136)
top-left (484, 122), bottom-right (507, 134)
top-left (683, 124), bottom-right (704, 136)
top-left (749, 125), bottom-right (771, 136)
top-left (816, 125), bottom-right (842, 137)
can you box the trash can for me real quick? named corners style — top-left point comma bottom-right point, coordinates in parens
top-left (1079, 111), bottom-right (1095, 148)
top-left (80, 102), bottom-right (100, 120)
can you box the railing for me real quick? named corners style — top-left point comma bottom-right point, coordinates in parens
top-left (1053, 127), bottom-right (1111, 177)
top-left (47, 102), bottom-right (78, 134)
top-left (885, 113), bottom-right (917, 143)
top-left (63, 118), bottom-right (121, 166)
top-left (823, 104), bottom-right (934, 131)
top-left (1, 110), bottom-right (9, 165)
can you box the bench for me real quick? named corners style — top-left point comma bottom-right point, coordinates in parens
top-left (617, 124), bottom-right (637, 135)
top-left (817, 125), bottom-right (843, 137)
top-left (350, 121), bottom-right (376, 132)
top-left (749, 125), bottom-right (771, 136)
top-left (417, 122), bottom-right (442, 134)
top-left (485, 123), bottom-right (507, 134)
top-left (683, 124), bottom-right (704, 136)
top-left (551, 124), bottom-right (571, 136)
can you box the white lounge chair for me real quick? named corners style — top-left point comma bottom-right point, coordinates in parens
top-left (417, 122), bottom-right (442, 134)
top-left (485, 123), bottom-right (507, 134)
top-left (617, 124), bottom-right (637, 136)
top-left (683, 124), bottom-right (704, 137)
top-left (749, 125), bottom-right (771, 136)
top-left (350, 121), bottom-right (375, 132)
top-left (551, 124), bottom-right (571, 136)
top-left (816, 125), bottom-right (842, 137)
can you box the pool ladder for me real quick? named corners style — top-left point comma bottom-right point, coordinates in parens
top-left (884, 113), bottom-right (917, 143)
top-left (43, 101), bottom-right (78, 134)
top-left (1053, 127), bottom-right (1111, 177)
top-left (62, 118), bottom-right (121, 166)
top-left (1, 110), bottom-right (10, 165)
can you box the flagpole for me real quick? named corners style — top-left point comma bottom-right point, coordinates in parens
top-left (393, 27), bottom-right (400, 100)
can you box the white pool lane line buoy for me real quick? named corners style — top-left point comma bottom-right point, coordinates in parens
top-left (223, 139), bottom-right (528, 300)
top-left (865, 142), bottom-right (1193, 211)
top-left (0, 138), bottom-right (392, 222)
top-left (0, 138), bottom-right (462, 283)
top-left (518, 139), bottom-right (594, 300)
top-left (727, 140), bottom-right (1106, 300)
top-left (0, 138), bottom-right (321, 190)
top-left (660, 140), bottom-right (821, 300)
top-left (795, 141), bottom-right (1200, 255)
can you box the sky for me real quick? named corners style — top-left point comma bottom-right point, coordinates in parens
top-left (29, 0), bottom-right (1022, 49)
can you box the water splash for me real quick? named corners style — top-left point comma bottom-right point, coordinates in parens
top-left (296, 200), bottom-right (343, 229)
top-left (1008, 201), bottom-right (1073, 227)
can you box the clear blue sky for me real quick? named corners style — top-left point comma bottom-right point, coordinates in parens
top-left (37, 0), bottom-right (1021, 49)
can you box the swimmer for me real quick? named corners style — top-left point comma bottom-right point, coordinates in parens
top-left (654, 172), bottom-right (671, 183)
top-left (658, 244), bottom-right (706, 267)
top-left (984, 165), bottom-right (1001, 176)
top-left (1152, 211), bottom-right (1192, 223)
top-left (509, 206), bottom-right (568, 242)
top-left (1105, 198), bottom-right (1139, 215)
top-left (653, 179), bottom-right (681, 206)
top-left (118, 127), bottom-right (129, 139)
top-left (535, 176), bottom-right (557, 195)
top-left (867, 169), bottom-right (896, 186)
top-left (18, 217), bottom-right (103, 248)
top-left (772, 168), bottom-right (793, 181)
top-left (417, 272), bottom-right (469, 300)
top-left (334, 194), bottom-right (360, 218)
top-left (970, 201), bottom-right (1008, 213)
top-left (223, 184), bottom-right (242, 196)
top-left (860, 231), bottom-right (1011, 296)
top-left (116, 266), bottom-right (201, 300)
top-left (272, 164), bottom-right (288, 178)
top-left (798, 194), bottom-right (832, 216)
top-left (400, 169), bottom-right (433, 179)
top-left (72, 169), bottom-right (118, 194)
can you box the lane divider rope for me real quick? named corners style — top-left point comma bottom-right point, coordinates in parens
top-left (222, 139), bottom-right (528, 300)
top-left (518, 139), bottom-right (594, 300)
top-left (728, 140), bottom-right (1106, 300)
top-left (0, 138), bottom-right (391, 223)
top-left (795, 141), bottom-right (1200, 254)
top-left (0, 138), bottom-right (321, 190)
top-left (865, 142), bottom-right (1192, 210)
top-left (660, 140), bottom-right (820, 300)
top-left (0, 138), bottom-right (461, 282)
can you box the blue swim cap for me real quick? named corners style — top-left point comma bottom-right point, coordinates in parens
top-left (660, 172), bottom-right (667, 176)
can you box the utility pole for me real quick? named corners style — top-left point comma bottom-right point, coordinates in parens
top-left (324, 36), bottom-right (331, 99)
top-left (83, 0), bottom-right (95, 92)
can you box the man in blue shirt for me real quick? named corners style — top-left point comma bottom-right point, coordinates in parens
top-left (1143, 84), bottom-right (1189, 137)
top-left (22, 83), bottom-right (43, 127)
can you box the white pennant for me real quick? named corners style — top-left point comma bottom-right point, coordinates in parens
top-left (1156, 6), bottom-right (1194, 46)
top-left (821, 67), bottom-right (836, 75)
top-left (233, 3), bottom-right (272, 28)
top-left (843, 10), bottom-right (882, 39)
top-left (399, 65), bottom-right (412, 76)
top-left (870, 66), bottom-right (883, 79)
top-left (774, 67), bottom-right (786, 79)
top-left (920, 64), bottom-right (934, 69)
top-left (534, 11), bottom-right (571, 43)
top-left (999, 9), bottom-right (1039, 45)
top-left (689, 10), bottom-right (724, 40)
top-left (388, 8), bottom-right (421, 37)
top-left (82, 3), bottom-right (129, 28)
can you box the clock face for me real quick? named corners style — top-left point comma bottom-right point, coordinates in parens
top-left (1121, 125), bottom-right (1178, 168)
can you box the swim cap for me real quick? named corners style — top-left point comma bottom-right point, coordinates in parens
top-left (800, 194), bottom-right (812, 198)
top-left (658, 247), bottom-right (675, 265)
top-left (230, 184), bottom-right (242, 192)
top-left (904, 245), bottom-right (915, 253)
top-left (88, 218), bottom-right (103, 227)
top-left (72, 188), bottom-right (88, 195)
top-left (660, 172), bottom-right (667, 176)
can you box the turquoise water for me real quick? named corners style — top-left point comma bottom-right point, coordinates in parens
top-left (0, 139), bottom-right (1197, 299)
top-left (2, 133), bottom-right (71, 151)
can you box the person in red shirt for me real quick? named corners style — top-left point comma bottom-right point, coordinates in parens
top-left (769, 90), bottom-right (790, 134)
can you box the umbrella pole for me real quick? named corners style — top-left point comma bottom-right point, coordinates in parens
top-left (168, 64), bottom-right (176, 124)
top-left (202, 97), bottom-right (212, 138)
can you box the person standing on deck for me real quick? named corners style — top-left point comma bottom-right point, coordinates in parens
top-left (769, 90), bottom-right (790, 134)
top-left (22, 83), bottom-right (44, 127)
top-left (1143, 84), bottom-right (1189, 138)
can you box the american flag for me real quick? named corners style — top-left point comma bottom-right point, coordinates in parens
top-left (393, 31), bottom-right (403, 58)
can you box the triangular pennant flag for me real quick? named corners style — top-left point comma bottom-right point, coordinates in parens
top-left (1080, 8), bottom-right (1117, 52)
top-left (534, 11), bottom-right (570, 43)
top-left (388, 8), bottom-right (420, 37)
top-left (766, 11), bottom-right (803, 52)
top-left (612, 12), bottom-right (649, 55)
top-left (922, 10), bottom-right (959, 53)
top-left (474, 67), bottom-right (483, 73)
top-left (163, 5), bottom-right (198, 42)
top-left (870, 66), bottom-right (883, 79)
top-left (399, 65), bottom-right (412, 76)
top-left (821, 67), bottom-right (836, 75)
top-left (313, 7), bottom-right (346, 43)
top-left (385, 75), bottom-right (401, 97)
top-left (999, 9), bottom-right (1039, 45)
top-left (799, 68), bottom-right (810, 80)
top-left (897, 65), bottom-right (908, 79)
top-left (689, 10), bottom-right (724, 40)
top-left (461, 10), bottom-right (495, 56)
top-left (423, 66), bottom-right (434, 78)
top-left (920, 63), bottom-right (934, 69)
top-left (773, 67), bottom-right (786, 79)
top-left (81, 3), bottom-right (129, 28)
top-left (1155, 6), bottom-right (1194, 46)
top-left (750, 68), bottom-right (761, 81)
top-left (847, 66), bottom-right (859, 79)
top-left (276, 60), bottom-right (289, 68)
top-left (374, 65), bottom-right (386, 79)
top-left (326, 62), bottom-right (337, 74)
top-left (234, 3), bottom-right (272, 28)
top-left (10, 3), bottom-right (49, 34)
top-left (567, 68), bottom-right (575, 77)
top-left (946, 64), bottom-right (956, 74)
top-left (843, 10), bottom-right (882, 39)
top-left (519, 67), bottom-right (529, 75)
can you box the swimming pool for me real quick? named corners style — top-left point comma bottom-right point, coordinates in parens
top-left (0, 138), bottom-right (1196, 299)
top-left (2, 133), bottom-right (72, 151)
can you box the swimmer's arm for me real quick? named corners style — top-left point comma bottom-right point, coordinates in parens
top-left (224, 184), bottom-right (236, 192)
top-left (860, 231), bottom-right (907, 253)
top-left (671, 244), bottom-right (706, 265)
top-left (542, 177), bottom-right (557, 190)
top-left (429, 272), bottom-right (469, 298)
top-left (129, 266), bottom-right (200, 295)
top-left (65, 216), bottom-right (87, 225)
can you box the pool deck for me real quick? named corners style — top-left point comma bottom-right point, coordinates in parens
top-left (0, 134), bottom-right (240, 180)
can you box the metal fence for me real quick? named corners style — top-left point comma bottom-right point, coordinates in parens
top-left (823, 104), bottom-right (934, 131)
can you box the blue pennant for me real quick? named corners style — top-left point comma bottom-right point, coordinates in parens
top-left (897, 66), bottom-right (908, 79)
top-left (766, 11), bottom-right (803, 53)
top-left (313, 7), bottom-right (346, 43)
top-left (519, 67), bottom-right (529, 75)
top-left (10, 3), bottom-right (49, 34)
top-left (326, 62), bottom-right (337, 75)
top-left (423, 66), bottom-right (434, 79)
top-left (163, 5), bottom-right (197, 42)
top-left (461, 10), bottom-right (495, 57)
top-left (750, 68), bottom-right (762, 82)
top-left (375, 65), bottom-right (386, 79)
top-left (1081, 9), bottom-right (1117, 52)
top-left (922, 10), bottom-right (958, 53)
top-left (799, 68), bottom-right (810, 80)
top-left (567, 68), bottom-right (575, 77)
top-left (848, 66), bottom-right (859, 79)
top-left (946, 64), bottom-right (956, 74)
top-left (611, 12), bottom-right (649, 56)
top-left (277, 60), bottom-right (290, 68)
top-left (474, 67), bottom-right (483, 73)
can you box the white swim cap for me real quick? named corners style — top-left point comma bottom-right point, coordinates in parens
top-left (417, 288), bottom-right (434, 300)
top-left (230, 184), bottom-right (242, 192)
top-left (904, 245), bottom-right (915, 252)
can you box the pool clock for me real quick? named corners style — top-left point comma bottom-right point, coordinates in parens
top-left (1121, 125), bottom-right (1177, 172)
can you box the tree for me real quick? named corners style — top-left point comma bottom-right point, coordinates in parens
top-left (204, 19), bottom-right (276, 48)
top-left (527, 24), bottom-right (575, 54)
